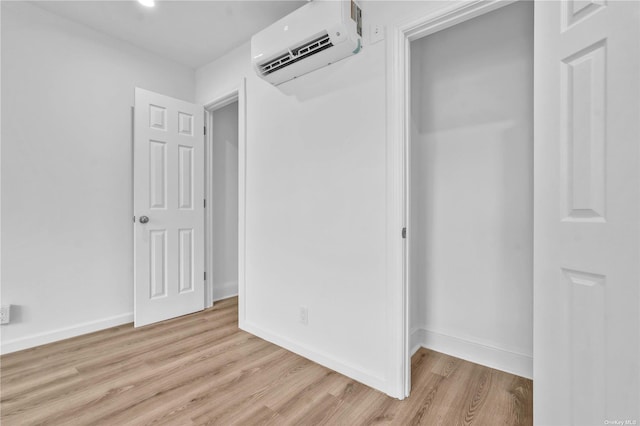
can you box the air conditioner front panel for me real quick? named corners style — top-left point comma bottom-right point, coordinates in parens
top-left (251, 1), bottom-right (343, 64)
top-left (251, 0), bottom-right (362, 86)
top-left (259, 39), bottom-right (358, 85)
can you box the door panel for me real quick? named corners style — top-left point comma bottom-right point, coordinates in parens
top-left (534, 1), bottom-right (639, 424)
top-left (134, 88), bottom-right (205, 327)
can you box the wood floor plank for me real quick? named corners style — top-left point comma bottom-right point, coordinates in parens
top-left (0, 297), bottom-right (532, 425)
top-left (229, 405), bottom-right (283, 426)
top-left (190, 357), bottom-right (314, 425)
top-left (82, 345), bottom-right (287, 426)
top-left (41, 340), bottom-right (278, 425)
top-left (1, 307), bottom-right (237, 387)
top-left (287, 392), bottom-right (345, 425)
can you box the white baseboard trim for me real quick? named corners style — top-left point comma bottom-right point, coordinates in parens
top-left (212, 281), bottom-right (238, 303)
top-left (1, 312), bottom-right (133, 355)
top-left (241, 320), bottom-right (386, 394)
top-left (410, 327), bottom-right (533, 379)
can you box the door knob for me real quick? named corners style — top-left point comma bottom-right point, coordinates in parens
top-left (139, 216), bottom-right (149, 224)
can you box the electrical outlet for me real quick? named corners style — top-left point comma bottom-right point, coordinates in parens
top-left (0, 305), bottom-right (11, 325)
top-left (370, 23), bottom-right (385, 44)
top-left (299, 306), bottom-right (308, 326)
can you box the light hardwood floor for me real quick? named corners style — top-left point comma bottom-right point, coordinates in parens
top-left (1, 297), bottom-right (532, 425)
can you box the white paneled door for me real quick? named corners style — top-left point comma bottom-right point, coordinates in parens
top-left (134, 88), bottom-right (205, 327)
top-left (534, 1), bottom-right (639, 425)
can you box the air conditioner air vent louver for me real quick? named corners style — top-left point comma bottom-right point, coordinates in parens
top-left (251, 1), bottom-right (363, 85)
top-left (259, 33), bottom-right (334, 76)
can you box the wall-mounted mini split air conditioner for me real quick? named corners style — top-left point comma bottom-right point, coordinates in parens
top-left (251, 0), bottom-right (363, 86)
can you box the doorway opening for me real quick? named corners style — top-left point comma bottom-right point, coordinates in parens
top-left (204, 86), bottom-right (244, 310)
top-left (406, 0), bottom-right (534, 391)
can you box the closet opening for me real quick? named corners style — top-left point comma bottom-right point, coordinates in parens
top-left (408, 0), bottom-right (534, 384)
top-left (206, 99), bottom-right (240, 306)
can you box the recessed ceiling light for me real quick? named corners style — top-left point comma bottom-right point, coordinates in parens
top-left (138, 0), bottom-right (155, 8)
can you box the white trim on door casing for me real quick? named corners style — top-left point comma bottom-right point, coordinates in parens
top-left (385, 0), bottom-right (516, 399)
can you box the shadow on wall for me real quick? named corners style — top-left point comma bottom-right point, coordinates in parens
top-left (412, 2), bottom-right (533, 135)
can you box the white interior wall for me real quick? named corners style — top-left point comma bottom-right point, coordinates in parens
top-left (197, 43), bottom-right (250, 105)
top-left (225, 38), bottom-right (389, 390)
top-left (196, 0), bottom-right (451, 395)
top-left (210, 102), bottom-right (239, 302)
top-left (0, 2), bottom-right (195, 353)
top-left (409, 1), bottom-right (534, 378)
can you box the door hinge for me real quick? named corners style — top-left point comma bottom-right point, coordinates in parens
top-left (402, 227), bottom-right (406, 239)
top-left (204, 272), bottom-right (206, 280)
top-left (133, 216), bottom-right (136, 223)
top-left (204, 199), bottom-right (206, 208)
top-left (204, 126), bottom-right (207, 135)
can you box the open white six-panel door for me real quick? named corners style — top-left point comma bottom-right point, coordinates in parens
top-left (134, 88), bottom-right (205, 327)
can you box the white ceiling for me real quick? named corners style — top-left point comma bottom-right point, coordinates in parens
top-left (31, 1), bottom-right (306, 68)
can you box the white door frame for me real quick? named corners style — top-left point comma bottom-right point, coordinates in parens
top-left (203, 78), bottom-right (247, 329)
top-left (385, 0), bottom-right (516, 399)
